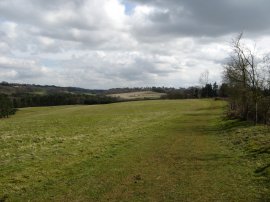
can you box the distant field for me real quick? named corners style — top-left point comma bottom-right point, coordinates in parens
top-left (0, 100), bottom-right (269, 201)
top-left (108, 91), bottom-right (166, 100)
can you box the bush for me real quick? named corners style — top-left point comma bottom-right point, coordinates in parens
top-left (0, 94), bottom-right (15, 118)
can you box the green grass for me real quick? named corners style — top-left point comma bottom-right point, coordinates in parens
top-left (0, 99), bottom-right (269, 201)
top-left (218, 119), bottom-right (270, 198)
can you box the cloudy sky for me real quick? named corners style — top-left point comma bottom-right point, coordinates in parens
top-left (0, 0), bottom-right (270, 89)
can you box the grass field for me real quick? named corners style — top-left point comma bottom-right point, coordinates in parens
top-left (108, 91), bottom-right (166, 100)
top-left (0, 99), bottom-right (269, 201)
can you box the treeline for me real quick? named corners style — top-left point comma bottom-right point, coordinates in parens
top-left (106, 85), bottom-right (227, 99)
top-left (11, 94), bottom-right (119, 108)
top-left (224, 33), bottom-right (270, 124)
top-left (0, 93), bottom-right (119, 118)
top-left (157, 83), bottom-right (228, 99)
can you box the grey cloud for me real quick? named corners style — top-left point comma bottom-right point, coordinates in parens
top-left (117, 57), bottom-right (174, 81)
top-left (0, 0), bottom-right (269, 88)
top-left (0, 64), bottom-right (48, 81)
top-left (129, 0), bottom-right (270, 40)
top-left (0, 0), bottom-right (127, 50)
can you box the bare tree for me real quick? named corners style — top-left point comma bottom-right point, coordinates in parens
top-left (199, 70), bottom-right (209, 87)
top-left (198, 70), bottom-right (210, 98)
top-left (224, 33), bottom-right (269, 124)
top-left (224, 33), bottom-right (250, 119)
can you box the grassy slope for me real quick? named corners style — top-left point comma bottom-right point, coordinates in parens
top-left (218, 120), bottom-right (270, 199)
top-left (0, 100), bottom-right (269, 201)
top-left (108, 91), bottom-right (165, 100)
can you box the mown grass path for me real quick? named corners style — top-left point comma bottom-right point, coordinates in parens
top-left (0, 100), bottom-right (265, 201)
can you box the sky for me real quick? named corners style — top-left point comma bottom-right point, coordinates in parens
top-left (0, 0), bottom-right (270, 89)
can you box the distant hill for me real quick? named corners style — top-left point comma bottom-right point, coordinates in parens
top-left (0, 82), bottom-right (171, 97)
top-left (0, 82), bottom-right (105, 95)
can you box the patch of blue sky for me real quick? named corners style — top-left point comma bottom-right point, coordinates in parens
top-left (42, 59), bottom-right (60, 68)
top-left (122, 0), bottom-right (136, 15)
top-left (0, 17), bottom-right (8, 23)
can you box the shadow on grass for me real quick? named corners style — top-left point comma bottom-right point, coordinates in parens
top-left (190, 153), bottom-right (233, 161)
top-left (216, 119), bottom-right (252, 131)
top-left (251, 147), bottom-right (270, 155)
top-left (0, 194), bottom-right (8, 202)
top-left (255, 164), bottom-right (270, 174)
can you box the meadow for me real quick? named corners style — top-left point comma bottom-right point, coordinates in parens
top-left (0, 99), bottom-right (269, 201)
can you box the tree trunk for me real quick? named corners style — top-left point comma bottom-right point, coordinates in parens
top-left (255, 101), bottom-right (258, 125)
